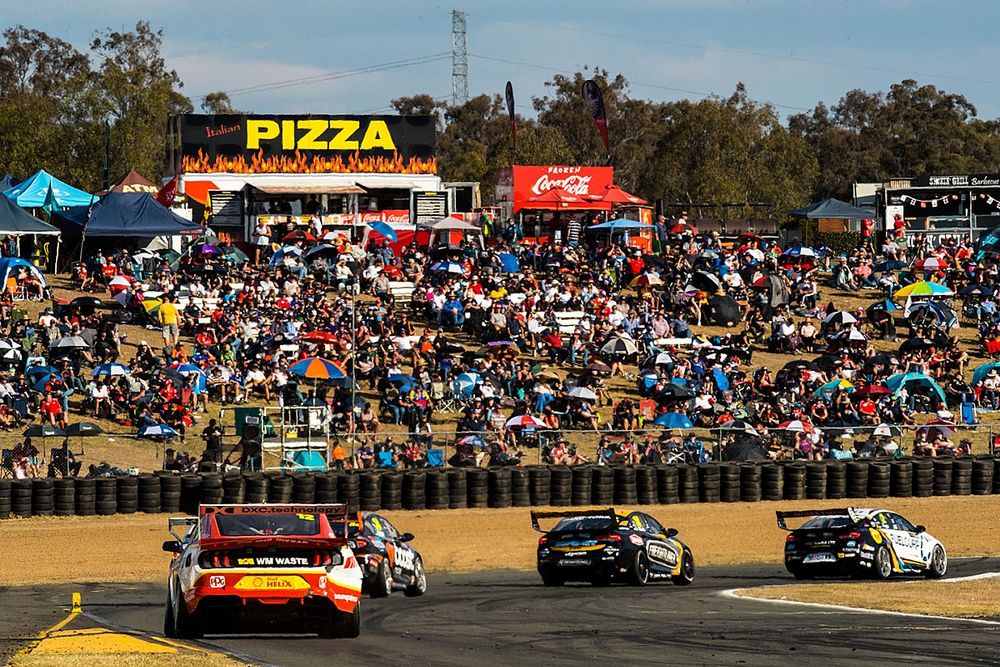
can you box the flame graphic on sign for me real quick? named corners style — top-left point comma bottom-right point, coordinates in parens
top-left (182, 148), bottom-right (437, 175)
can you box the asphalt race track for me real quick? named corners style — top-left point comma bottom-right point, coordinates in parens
top-left (6, 560), bottom-right (1000, 666)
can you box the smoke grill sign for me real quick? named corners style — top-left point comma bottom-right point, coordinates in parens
top-left (413, 191), bottom-right (449, 226)
top-left (177, 114), bottom-right (436, 175)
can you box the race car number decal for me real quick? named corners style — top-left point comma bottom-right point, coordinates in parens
top-left (209, 575), bottom-right (226, 589)
top-left (646, 541), bottom-right (678, 567)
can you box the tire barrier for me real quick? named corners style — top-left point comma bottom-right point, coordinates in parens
top-left (570, 466), bottom-right (591, 507)
top-left (614, 466), bottom-right (638, 505)
top-left (846, 461), bottom-right (869, 498)
top-left (403, 471), bottom-right (427, 510)
top-left (6, 458), bottom-right (1000, 519)
top-left (972, 458), bottom-right (994, 496)
top-left (805, 463), bottom-right (826, 500)
top-left (636, 466), bottom-right (658, 505)
top-left (656, 465), bottom-right (679, 505)
top-left (719, 464), bottom-right (740, 502)
top-left (116, 476), bottom-right (139, 515)
top-left (933, 459), bottom-right (953, 496)
top-left (867, 462), bottom-right (890, 499)
top-left (889, 460), bottom-right (912, 498)
top-left (32, 478), bottom-right (54, 517)
top-left (548, 467), bottom-right (571, 507)
top-left (760, 464), bottom-right (784, 501)
top-left (677, 465), bottom-right (699, 503)
top-left (826, 462), bottom-right (846, 500)
top-left (592, 466), bottom-right (614, 505)
top-left (426, 470), bottom-right (450, 510)
top-left (138, 474), bottom-right (162, 513)
top-left (54, 478), bottom-right (75, 517)
top-left (0, 479), bottom-right (10, 520)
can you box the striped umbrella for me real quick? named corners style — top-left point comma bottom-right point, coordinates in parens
top-left (288, 357), bottom-right (347, 380)
top-left (504, 414), bottom-right (547, 429)
top-left (92, 362), bottom-right (132, 378)
top-left (912, 257), bottom-right (949, 272)
top-left (894, 281), bottom-right (953, 299)
top-left (778, 419), bottom-right (816, 434)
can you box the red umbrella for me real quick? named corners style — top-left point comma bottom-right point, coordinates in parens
top-left (587, 184), bottom-right (647, 205)
top-left (527, 187), bottom-right (582, 205)
top-left (382, 265), bottom-right (403, 278)
top-left (282, 229), bottom-right (317, 243)
top-left (853, 383), bottom-right (890, 398)
top-left (299, 331), bottom-right (338, 344)
top-left (670, 222), bottom-right (698, 235)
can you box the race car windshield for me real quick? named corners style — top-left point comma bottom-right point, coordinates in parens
top-left (553, 517), bottom-right (615, 532)
top-left (800, 516), bottom-right (853, 529)
top-left (215, 514), bottom-right (321, 537)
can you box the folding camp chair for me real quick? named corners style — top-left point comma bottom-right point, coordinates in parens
top-left (0, 449), bottom-right (14, 478)
top-left (431, 381), bottom-right (456, 413)
top-left (426, 449), bottom-right (444, 467)
top-left (377, 451), bottom-right (397, 469)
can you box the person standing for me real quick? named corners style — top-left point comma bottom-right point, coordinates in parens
top-left (158, 295), bottom-right (180, 349)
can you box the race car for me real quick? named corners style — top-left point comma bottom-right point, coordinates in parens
top-left (162, 503), bottom-right (363, 639)
top-left (346, 511), bottom-right (427, 598)
top-left (778, 507), bottom-right (948, 580)
top-left (532, 508), bottom-right (695, 587)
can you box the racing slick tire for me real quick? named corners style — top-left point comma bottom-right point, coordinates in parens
top-left (322, 604), bottom-right (361, 639)
top-left (627, 550), bottom-right (650, 587)
top-left (541, 573), bottom-right (564, 587)
top-left (925, 545), bottom-right (948, 579)
top-left (872, 546), bottom-right (893, 580)
top-left (369, 558), bottom-right (393, 598)
top-left (405, 558), bottom-right (428, 597)
top-left (166, 583), bottom-right (202, 639)
top-left (672, 549), bottom-right (695, 586)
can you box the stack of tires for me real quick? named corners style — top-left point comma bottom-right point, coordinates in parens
top-left (488, 468), bottom-right (511, 508)
top-left (636, 466), bottom-right (658, 505)
top-left (53, 478), bottom-right (75, 517)
top-left (511, 468), bottom-right (531, 507)
top-left (244, 474), bottom-right (268, 504)
top-left (867, 462), bottom-right (890, 499)
top-left (783, 464), bottom-right (806, 500)
top-left (973, 458), bottom-right (995, 496)
top-left (403, 471), bottom-right (427, 509)
top-left (31, 479), bottom-right (54, 517)
top-left (912, 459), bottom-right (933, 497)
top-left (760, 464), bottom-right (783, 501)
top-left (846, 462), bottom-right (868, 498)
top-left (11, 479), bottom-right (31, 517)
top-left (465, 470), bottom-right (487, 508)
top-left (75, 478), bottom-right (96, 516)
top-left (614, 467), bottom-right (637, 504)
top-left (0, 479), bottom-right (10, 520)
top-left (117, 476), bottom-right (139, 514)
top-left (889, 460), bottom-right (912, 498)
top-left (656, 465), bottom-right (679, 504)
top-left (360, 473), bottom-right (381, 511)
top-left (338, 473), bottom-right (360, 512)
top-left (179, 475), bottom-right (201, 514)
top-left (678, 465), bottom-right (699, 503)
top-left (719, 464), bottom-right (740, 502)
top-left (291, 474), bottom-right (316, 503)
top-left (425, 470), bottom-right (449, 509)
top-left (825, 462), bottom-right (846, 499)
top-left (315, 473), bottom-right (338, 503)
top-left (805, 463), bottom-right (826, 500)
top-left (570, 467), bottom-right (590, 507)
top-left (139, 475), bottom-right (162, 513)
top-left (698, 464), bottom-right (720, 503)
top-left (739, 464), bottom-right (761, 502)
top-left (95, 478), bottom-right (117, 515)
top-left (933, 459), bottom-right (953, 496)
top-left (381, 472), bottom-right (403, 510)
top-left (449, 469), bottom-right (468, 509)
top-left (548, 467), bottom-right (571, 507)
top-left (591, 467), bottom-right (614, 505)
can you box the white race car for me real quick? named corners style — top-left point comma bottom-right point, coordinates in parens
top-left (162, 503), bottom-right (363, 638)
top-left (778, 507), bottom-right (948, 580)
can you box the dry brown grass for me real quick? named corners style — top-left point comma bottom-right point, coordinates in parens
top-left (743, 576), bottom-right (1000, 618)
top-left (1, 496), bottom-right (997, 586)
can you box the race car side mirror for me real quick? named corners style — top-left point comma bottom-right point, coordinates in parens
top-left (399, 532), bottom-right (415, 543)
top-left (915, 525), bottom-right (926, 534)
top-left (162, 540), bottom-right (183, 554)
top-left (667, 528), bottom-right (679, 537)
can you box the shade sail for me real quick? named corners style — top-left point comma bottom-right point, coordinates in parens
top-left (789, 198), bottom-right (874, 219)
top-left (52, 192), bottom-right (202, 237)
top-left (4, 170), bottom-right (94, 208)
top-left (0, 195), bottom-right (60, 236)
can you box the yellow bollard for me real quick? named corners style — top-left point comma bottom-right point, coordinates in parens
top-left (71, 592), bottom-right (82, 613)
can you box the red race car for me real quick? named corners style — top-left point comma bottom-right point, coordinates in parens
top-left (162, 503), bottom-right (363, 638)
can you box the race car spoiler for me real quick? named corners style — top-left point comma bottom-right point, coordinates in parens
top-left (776, 507), bottom-right (863, 530)
top-left (168, 516), bottom-right (198, 543)
top-left (530, 508), bottom-right (617, 532)
top-left (199, 503), bottom-right (349, 517)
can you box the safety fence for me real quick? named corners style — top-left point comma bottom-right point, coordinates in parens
top-left (1, 456), bottom-right (998, 519)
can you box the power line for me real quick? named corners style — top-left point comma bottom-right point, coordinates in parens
top-left (469, 53), bottom-right (810, 112)
top-left (466, 12), bottom-right (1000, 88)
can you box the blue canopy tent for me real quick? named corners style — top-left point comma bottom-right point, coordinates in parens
top-left (4, 170), bottom-right (93, 209)
top-left (586, 217), bottom-right (650, 232)
top-left (52, 193), bottom-right (201, 238)
top-left (972, 362), bottom-right (1000, 387)
top-left (885, 372), bottom-right (947, 407)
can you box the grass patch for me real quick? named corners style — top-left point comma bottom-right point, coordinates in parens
top-left (743, 576), bottom-right (1000, 618)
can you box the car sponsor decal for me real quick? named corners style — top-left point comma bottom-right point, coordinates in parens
top-left (628, 534), bottom-right (644, 546)
top-left (645, 541), bottom-right (678, 568)
top-left (235, 556), bottom-right (311, 566)
top-left (234, 575), bottom-right (311, 591)
top-left (394, 547), bottom-right (415, 571)
top-left (209, 575), bottom-right (226, 589)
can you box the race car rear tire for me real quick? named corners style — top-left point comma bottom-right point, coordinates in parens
top-left (369, 559), bottom-right (393, 598)
top-left (163, 591), bottom-right (176, 638)
top-left (171, 585), bottom-right (202, 639)
top-left (628, 551), bottom-right (650, 586)
top-left (873, 546), bottom-right (893, 580)
top-left (540, 573), bottom-right (564, 587)
top-left (404, 558), bottom-right (427, 597)
top-left (925, 545), bottom-right (947, 579)
top-left (322, 604), bottom-right (361, 639)
top-left (672, 549), bottom-right (695, 586)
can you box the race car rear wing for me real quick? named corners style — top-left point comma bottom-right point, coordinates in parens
top-left (530, 508), bottom-right (617, 532)
top-left (776, 507), bottom-right (864, 530)
top-left (199, 503), bottom-right (349, 517)
top-left (168, 516), bottom-right (197, 544)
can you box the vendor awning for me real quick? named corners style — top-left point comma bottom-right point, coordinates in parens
top-left (248, 183), bottom-right (366, 195)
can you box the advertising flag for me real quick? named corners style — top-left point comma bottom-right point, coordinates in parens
top-left (156, 176), bottom-right (178, 207)
top-left (581, 79), bottom-right (609, 153)
top-left (505, 81), bottom-right (516, 152)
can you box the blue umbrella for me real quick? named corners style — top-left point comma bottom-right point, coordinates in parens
top-left (431, 261), bottom-right (464, 275)
top-left (368, 221), bottom-right (398, 243)
top-left (455, 372), bottom-right (480, 396)
top-left (712, 368), bottom-right (730, 392)
top-left (498, 253), bottom-right (520, 273)
top-left (92, 363), bottom-right (131, 378)
top-left (782, 245), bottom-right (819, 258)
top-left (387, 374), bottom-right (417, 385)
top-left (138, 423), bottom-right (179, 438)
top-left (269, 245), bottom-right (303, 267)
top-left (654, 412), bottom-right (694, 429)
top-left (874, 260), bottom-right (907, 273)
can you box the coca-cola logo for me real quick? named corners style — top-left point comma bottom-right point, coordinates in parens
top-left (531, 174), bottom-right (593, 196)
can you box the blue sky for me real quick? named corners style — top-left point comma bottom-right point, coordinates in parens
top-left (8, 0), bottom-right (1000, 121)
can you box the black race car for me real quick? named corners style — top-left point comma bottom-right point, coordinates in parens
top-left (532, 508), bottom-right (695, 587)
top-left (347, 512), bottom-right (427, 598)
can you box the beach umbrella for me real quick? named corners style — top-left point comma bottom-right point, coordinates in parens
top-left (367, 220), bottom-right (399, 242)
top-left (830, 328), bottom-right (869, 342)
top-left (282, 229), bottom-right (316, 244)
top-left (497, 253), bottom-right (520, 273)
top-left (601, 337), bottom-right (639, 357)
top-left (64, 422), bottom-right (105, 437)
top-left (782, 359), bottom-right (820, 373)
top-left (908, 301), bottom-right (958, 329)
top-left (586, 360), bottom-right (612, 373)
top-left (899, 337), bottom-right (935, 353)
top-left (778, 419), bottom-right (816, 434)
top-left (70, 296), bottom-right (102, 309)
top-left (288, 357), bottom-right (347, 380)
top-left (873, 260), bottom-right (907, 273)
top-left (24, 424), bottom-right (66, 437)
top-left (853, 383), bottom-right (890, 398)
top-left (207, 365), bottom-right (233, 381)
top-left (138, 423), bottom-right (179, 438)
top-left (867, 300), bottom-right (900, 316)
top-left (719, 421), bottom-right (760, 437)
top-left (504, 414), bottom-right (546, 429)
top-left (50, 336), bottom-right (89, 350)
top-left (455, 372), bottom-right (480, 395)
top-left (655, 383), bottom-right (696, 401)
top-left (108, 275), bottom-right (130, 290)
top-left (894, 281), bottom-right (953, 299)
top-left (822, 310), bottom-right (858, 326)
top-left (630, 274), bottom-right (664, 289)
top-left (782, 245), bottom-right (818, 258)
top-left (912, 257), bottom-right (949, 272)
top-left (568, 386), bottom-right (598, 401)
top-left (197, 243), bottom-right (221, 256)
top-left (430, 261), bottom-right (464, 275)
top-left (298, 330), bottom-right (338, 344)
top-left (742, 248), bottom-right (765, 261)
top-left (654, 412), bottom-right (694, 429)
top-left (141, 299), bottom-right (162, 315)
top-left (455, 434), bottom-right (488, 449)
top-left (92, 363), bottom-right (131, 378)
top-left (387, 374), bottom-right (417, 387)
top-left (697, 249), bottom-right (720, 260)
top-left (958, 284), bottom-right (994, 297)
top-left (691, 271), bottom-right (722, 293)
top-left (305, 244), bottom-right (340, 260)
top-left (813, 379), bottom-right (855, 400)
top-left (269, 245), bottom-right (304, 267)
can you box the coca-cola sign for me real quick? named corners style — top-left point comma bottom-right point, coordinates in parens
top-left (506, 165), bottom-right (614, 212)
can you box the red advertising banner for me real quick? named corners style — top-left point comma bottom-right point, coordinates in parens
top-left (503, 165), bottom-right (614, 212)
